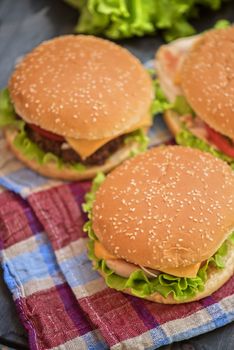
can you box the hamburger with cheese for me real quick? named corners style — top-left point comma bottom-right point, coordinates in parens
top-left (0, 35), bottom-right (153, 180)
top-left (156, 26), bottom-right (234, 169)
top-left (83, 146), bottom-right (234, 303)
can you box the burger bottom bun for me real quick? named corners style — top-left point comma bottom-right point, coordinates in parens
top-left (164, 110), bottom-right (182, 137)
top-left (96, 242), bottom-right (234, 304)
top-left (5, 129), bottom-right (141, 181)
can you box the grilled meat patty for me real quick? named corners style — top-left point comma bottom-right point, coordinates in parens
top-left (26, 125), bottom-right (126, 166)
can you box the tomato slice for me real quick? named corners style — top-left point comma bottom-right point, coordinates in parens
top-left (164, 49), bottom-right (180, 74)
top-left (205, 125), bottom-right (234, 158)
top-left (28, 124), bottom-right (65, 142)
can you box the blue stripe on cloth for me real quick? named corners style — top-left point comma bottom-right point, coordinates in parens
top-left (144, 304), bottom-right (234, 350)
top-left (149, 326), bottom-right (170, 348)
top-left (205, 303), bottom-right (229, 327)
top-left (162, 316), bottom-right (231, 346)
top-left (3, 233), bottom-right (61, 286)
top-left (60, 253), bottom-right (100, 288)
top-left (0, 168), bottom-right (48, 196)
top-left (82, 332), bottom-right (109, 350)
top-left (2, 260), bottom-right (21, 298)
top-left (35, 234), bottom-right (61, 278)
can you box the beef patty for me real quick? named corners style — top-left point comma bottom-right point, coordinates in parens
top-left (25, 125), bottom-right (126, 166)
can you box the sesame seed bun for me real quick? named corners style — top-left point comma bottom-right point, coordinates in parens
top-left (92, 146), bottom-right (234, 270)
top-left (96, 240), bottom-right (234, 303)
top-left (5, 129), bottom-right (141, 180)
top-left (181, 27), bottom-right (234, 140)
top-left (163, 109), bottom-right (181, 137)
top-left (8, 35), bottom-right (153, 140)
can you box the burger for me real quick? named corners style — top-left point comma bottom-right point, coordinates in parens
top-left (156, 27), bottom-right (234, 169)
top-left (83, 146), bottom-right (234, 304)
top-left (0, 35), bottom-right (153, 180)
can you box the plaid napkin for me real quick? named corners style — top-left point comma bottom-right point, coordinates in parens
top-left (0, 114), bottom-right (233, 350)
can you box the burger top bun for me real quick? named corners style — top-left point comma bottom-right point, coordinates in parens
top-left (8, 35), bottom-right (153, 140)
top-left (93, 146), bottom-right (234, 270)
top-left (181, 27), bottom-right (234, 140)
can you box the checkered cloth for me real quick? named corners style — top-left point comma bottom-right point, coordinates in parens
top-left (0, 114), bottom-right (233, 350)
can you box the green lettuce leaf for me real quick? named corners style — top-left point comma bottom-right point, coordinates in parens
top-left (176, 128), bottom-right (234, 169)
top-left (0, 89), bottom-right (13, 118)
top-left (65, 0), bottom-right (226, 41)
top-left (82, 172), bottom-right (105, 217)
top-left (124, 128), bottom-right (149, 157)
top-left (214, 19), bottom-right (231, 29)
top-left (83, 173), bottom-right (233, 301)
top-left (172, 95), bottom-right (194, 116)
top-left (13, 128), bottom-right (62, 167)
top-left (150, 77), bottom-right (173, 115)
top-left (0, 88), bottom-right (23, 128)
top-left (229, 232), bottom-right (234, 244)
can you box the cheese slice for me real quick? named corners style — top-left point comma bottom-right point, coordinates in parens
top-left (159, 263), bottom-right (201, 278)
top-left (66, 113), bottom-right (152, 159)
top-left (94, 241), bottom-right (117, 260)
top-left (66, 135), bottom-right (114, 160)
top-left (94, 241), bottom-right (201, 278)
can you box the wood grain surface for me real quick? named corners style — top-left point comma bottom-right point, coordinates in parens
top-left (0, 0), bottom-right (233, 349)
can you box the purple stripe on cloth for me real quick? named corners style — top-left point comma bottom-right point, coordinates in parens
top-left (15, 298), bottom-right (38, 350)
top-left (125, 294), bottom-right (159, 329)
top-left (24, 206), bottom-right (44, 235)
top-left (56, 283), bottom-right (93, 336)
top-left (69, 182), bottom-right (90, 221)
top-left (201, 296), bottom-right (216, 307)
top-left (0, 238), bottom-right (3, 250)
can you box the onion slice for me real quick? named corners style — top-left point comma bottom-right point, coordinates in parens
top-left (139, 265), bottom-right (160, 278)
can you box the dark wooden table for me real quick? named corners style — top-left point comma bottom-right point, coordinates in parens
top-left (0, 1), bottom-right (234, 349)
